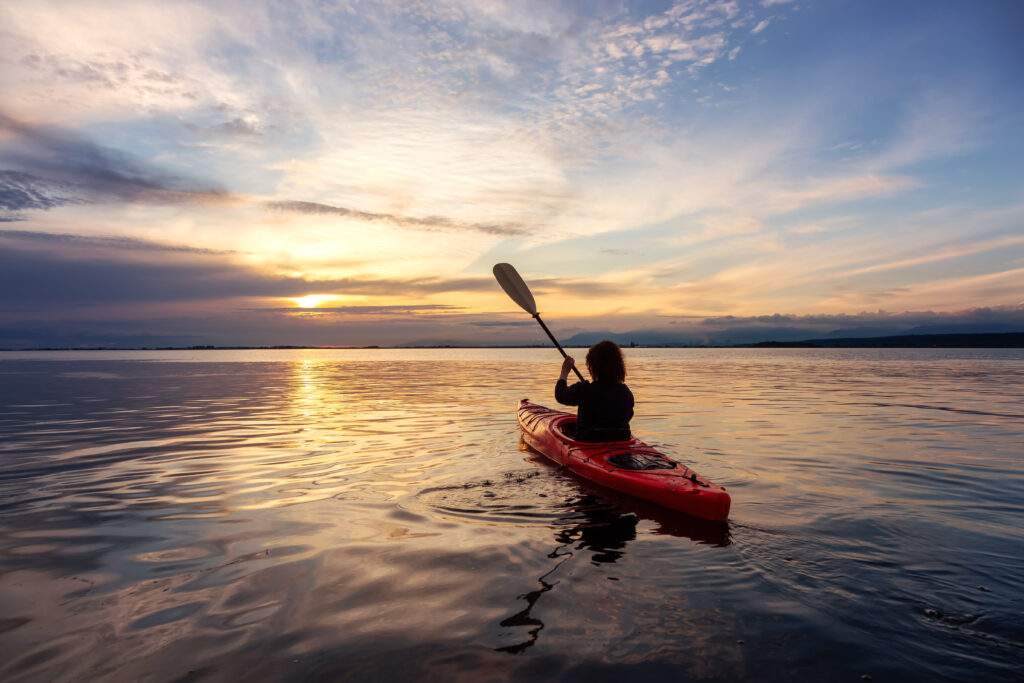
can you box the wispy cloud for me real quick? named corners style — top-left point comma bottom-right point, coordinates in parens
top-left (265, 200), bottom-right (529, 236)
top-left (184, 116), bottom-right (268, 139)
top-left (816, 267), bottom-right (1024, 311)
top-left (0, 170), bottom-right (78, 213)
top-left (837, 235), bottom-right (1024, 277)
top-left (0, 114), bottom-right (232, 208)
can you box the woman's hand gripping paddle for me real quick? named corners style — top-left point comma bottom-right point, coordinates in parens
top-left (492, 263), bottom-right (586, 383)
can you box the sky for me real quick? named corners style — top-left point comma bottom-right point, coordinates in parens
top-left (1, 0), bottom-right (1022, 348)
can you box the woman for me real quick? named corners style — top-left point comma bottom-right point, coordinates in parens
top-left (555, 340), bottom-right (634, 442)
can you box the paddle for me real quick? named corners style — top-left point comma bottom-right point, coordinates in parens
top-left (492, 263), bottom-right (586, 382)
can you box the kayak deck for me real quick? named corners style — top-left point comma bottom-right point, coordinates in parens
top-left (517, 399), bottom-right (731, 521)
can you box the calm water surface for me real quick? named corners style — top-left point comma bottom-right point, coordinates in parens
top-left (0, 348), bottom-right (1021, 681)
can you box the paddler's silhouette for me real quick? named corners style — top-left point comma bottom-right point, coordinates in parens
top-left (555, 340), bottom-right (634, 443)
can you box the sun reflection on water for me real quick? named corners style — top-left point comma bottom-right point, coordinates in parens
top-left (0, 349), bottom-right (1022, 682)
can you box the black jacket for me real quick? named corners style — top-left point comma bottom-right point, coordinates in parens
top-left (555, 379), bottom-right (634, 442)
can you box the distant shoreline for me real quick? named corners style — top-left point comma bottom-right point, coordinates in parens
top-left (3, 332), bottom-right (1023, 351)
top-left (746, 332), bottom-right (1024, 348)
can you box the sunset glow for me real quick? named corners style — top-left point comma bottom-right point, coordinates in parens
top-left (1, 1), bottom-right (1021, 348)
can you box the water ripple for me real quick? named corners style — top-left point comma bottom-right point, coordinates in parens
top-left (0, 349), bottom-right (1021, 682)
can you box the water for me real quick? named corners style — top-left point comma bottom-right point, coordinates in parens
top-left (0, 348), bottom-right (1021, 682)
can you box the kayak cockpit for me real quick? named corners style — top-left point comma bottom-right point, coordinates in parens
top-left (606, 452), bottom-right (678, 470)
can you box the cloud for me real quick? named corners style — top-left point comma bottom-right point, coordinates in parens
top-left (0, 170), bottom-right (77, 212)
top-left (0, 113), bottom-right (233, 209)
top-left (0, 234), bottom-right (498, 307)
top-left (592, 305), bottom-right (1024, 345)
top-left (836, 235), bottom-right (1024, 278)
top-left (266, 304), bottom-right (463, 315)
top-left (815, 267), bottom-right (1024, 313)
top-left (265, 200), bottom-right (529, 236)
top-left (698, 305), bottom-right (1024, 333)
top-left (466, 320), bottom-right (536, 327)
top-left (0, 2), bottom-right (230, 120)
top-left (184, 117), bottom-right (267, 139)
top-left (0, 228), bottom-right (239, 255)
top-left (559, 1), bottom-right (743, 116)
top-left (524, 277), bottom-right (626, 300)
top-left (0, 243), bottom-right (285, 306)
top-left (764, 174), bottom-right (918, 213)
top-left (865, 90), bottom-right (982, 172)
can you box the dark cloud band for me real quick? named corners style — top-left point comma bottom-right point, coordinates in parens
top-left (698, 308), bottom-right (1024, 329)
top-left (0, 233), bottom-right (495, 305)
top-left (266, 305), bottom-right (464, 314)
top-left (0, 113), bottom-right (233, 210)
top-left (0, 229), bottom-right (239, 255)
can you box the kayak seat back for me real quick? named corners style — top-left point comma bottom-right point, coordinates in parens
top-left (558, 419), bottom-right (632, 443)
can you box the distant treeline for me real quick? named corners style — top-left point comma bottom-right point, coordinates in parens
top-left (750, 333), bottom-right (1024, 348)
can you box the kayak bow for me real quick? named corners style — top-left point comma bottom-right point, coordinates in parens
top-left (518, 399), bottom-right (731, 521)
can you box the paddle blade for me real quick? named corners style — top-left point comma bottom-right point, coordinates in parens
top-left (492, 263), bottom-right (537, 315)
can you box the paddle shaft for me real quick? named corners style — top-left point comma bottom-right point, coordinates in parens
top-left (534, 313), bottom-right (586, 382)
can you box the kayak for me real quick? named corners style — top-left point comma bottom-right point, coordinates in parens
top-left (517, 399), bottom-right (731, 521)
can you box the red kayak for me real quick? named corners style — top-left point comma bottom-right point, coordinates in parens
top-left (517, 399), bottom-right (731, 521)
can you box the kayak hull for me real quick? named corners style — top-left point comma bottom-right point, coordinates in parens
top-left (517, 399), bottom-right (731, 521)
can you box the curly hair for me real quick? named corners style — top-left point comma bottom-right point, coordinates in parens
top-left (585, 340), bottom-right (626, 383)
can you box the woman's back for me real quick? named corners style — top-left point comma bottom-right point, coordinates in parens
top-left (555, 378), bottom-right (633, 442)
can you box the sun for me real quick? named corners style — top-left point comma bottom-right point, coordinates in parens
top-left (293, 295), bottom-right (338, 308)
